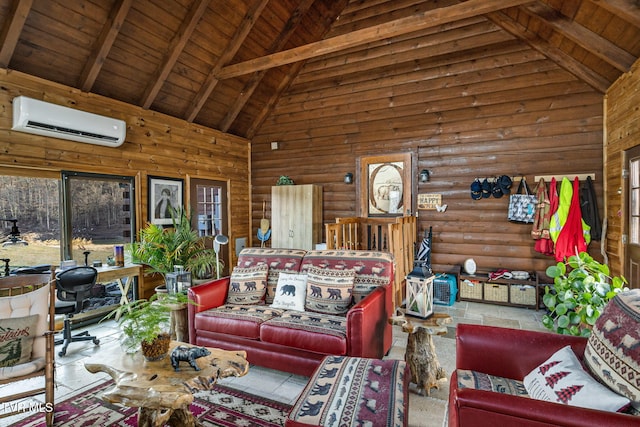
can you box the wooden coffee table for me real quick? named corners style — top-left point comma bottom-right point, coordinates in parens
top-left (85, 341), bottom-right (249, 427)
top-left (389, 308), bottom-right (452, 396)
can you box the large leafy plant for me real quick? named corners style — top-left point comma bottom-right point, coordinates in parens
top-left (542, 252), bottom-right (628, 337)
top-left (128, 207), bottom-right (221, 279)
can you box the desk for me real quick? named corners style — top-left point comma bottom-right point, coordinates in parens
top-left (95, 264), bottom-right (142, 306)
top-left (389, 309), bottom-right (452, 396)
top-left (85, 341), bottom-right (249, 427)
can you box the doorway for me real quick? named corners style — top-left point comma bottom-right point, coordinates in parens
top-left (625, 145), bottom-right (640, 286)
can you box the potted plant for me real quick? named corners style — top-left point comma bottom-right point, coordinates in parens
top-left (128, 207), bottom-right (223, 285)
top-left (104, 292), bottom-right (187, 360)
top-left (542, 251), bottom-right (628, 337)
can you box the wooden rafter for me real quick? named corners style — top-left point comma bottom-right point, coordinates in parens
top-left (218, 0), bottom-right (316, 132)
top-left (140, 0), bottom-right (211, 109)
top-left (523, 2), bottom-right (636, 72)
top-left (0, 0), bottom-right (33, 69)
top-left (587, 0), bottom-right (640, 28)
top-left (215, 0), bottom-right (535, 80)
top-left (487, 10), bottom-right (610, 93)
top-left (78, 0), bottom-right (133, 92)
top-left (184, 0), bottom-right (270, 123)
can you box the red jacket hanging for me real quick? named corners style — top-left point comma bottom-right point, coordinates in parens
top-left (554, 177), bottom-right (589, 261)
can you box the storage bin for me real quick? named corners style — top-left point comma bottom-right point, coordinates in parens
top-left (434, 273), bottom-right (457, 306)
top-left (460, 279), bottom-right (482, 300)
top-left (483, 283), bottom-right (509, 302)
top-left (510, 284), bottom-right (536, 306)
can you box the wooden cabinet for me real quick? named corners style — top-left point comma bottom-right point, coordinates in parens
top-left (271, 185), bottom-right (323, 250)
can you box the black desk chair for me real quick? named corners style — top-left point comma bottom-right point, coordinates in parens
top-left (54, 266), bottom-right (100, 356)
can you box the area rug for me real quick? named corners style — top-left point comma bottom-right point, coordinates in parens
top-left (10, 380), bottom-right (291, 427)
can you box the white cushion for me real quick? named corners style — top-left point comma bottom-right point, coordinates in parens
top-left (270, 273), bottom-right (307, 312)
top-left (524, 345), bottom-right (630, 412)
top-left (0, 356), bottom-right (45, 380)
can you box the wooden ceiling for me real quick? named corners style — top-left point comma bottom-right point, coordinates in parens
top-left (0, 0), bottom-right (639, 140)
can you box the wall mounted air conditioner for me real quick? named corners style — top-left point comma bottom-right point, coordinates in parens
top-left (12, 96), bottom-right (126, 147)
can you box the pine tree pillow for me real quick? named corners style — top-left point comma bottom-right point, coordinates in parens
top-left (523, 345), bottom-right (630, 412)
top-left (0, 314), bottom-right (39, 367)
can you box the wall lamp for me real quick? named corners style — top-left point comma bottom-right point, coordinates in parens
top-left (344, 172), bottom-right (354, 184)
top-left (419, 169), bottom-right (431, 183)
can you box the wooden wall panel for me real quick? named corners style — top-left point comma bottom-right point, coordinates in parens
top-left (604, 59), bottom-right (640, 280)
top-left (0, 68), bottom-right (251, 276)
top-left (252, 23), bottom-right (606, 275)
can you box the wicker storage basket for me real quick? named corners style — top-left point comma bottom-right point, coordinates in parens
top-left (483, 283), bottom-right (509, 302)
top-left (460, 279), bottom-right (483, 300)
top-left (510, 284), bottom-right (536, 306)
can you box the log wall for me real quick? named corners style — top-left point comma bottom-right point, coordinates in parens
top-left (604, 60), bottom-right (640, 279)
top-left (252, 20), bottom-right (606, 276)
top-left (0, 69), bottom-right (251, 298)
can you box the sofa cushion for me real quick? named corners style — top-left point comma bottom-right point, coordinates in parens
top-left (524, 345), bottom-right (630, 412)
top-left (261, 311), bottom-right (347, 355)
top-left (237, 248), bottom-right (307, 304)
top-left (457, 369), bottom-right (528, 396)
top-left (226, 264), bottom-right (268, 305)
top-left (304, 266), bottom-right (355, 315)
top-left (585, 289), bottom-right (640, 413)
top-left (0, 314), bottom-right (39, 368)
top-left (301, 250), bottom-right (394, 302)
top-left (271, 273), bottom-right (308, 312)
top-left (195, 304), bottom-right (284, 340)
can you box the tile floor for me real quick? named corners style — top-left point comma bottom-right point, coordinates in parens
top-left (1, 300), bottom-right (546, 426)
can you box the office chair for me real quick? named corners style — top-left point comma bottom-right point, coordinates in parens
top-left (54, 266), bottom-right (100, 356)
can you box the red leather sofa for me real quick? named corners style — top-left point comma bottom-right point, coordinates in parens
top-left (187, 248), bottom-right (395, 377)
top-left (448, 324), bottom-right (638, 427)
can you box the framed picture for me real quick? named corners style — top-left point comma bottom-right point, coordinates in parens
top-left (148, 176), bottom-right (183, 225)
top-left (358, 153), bottom-right (412, 217)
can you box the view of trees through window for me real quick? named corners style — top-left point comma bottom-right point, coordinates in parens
top-left (0, 173), bottom-right (134, 272)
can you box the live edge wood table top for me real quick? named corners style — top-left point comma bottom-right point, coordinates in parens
top-left (85, 341), bottom-right (249, 427)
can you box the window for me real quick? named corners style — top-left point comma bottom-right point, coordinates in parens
top-left (0, 170), bottom-right (135, 272)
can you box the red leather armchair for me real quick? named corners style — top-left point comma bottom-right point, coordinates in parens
top-left (448, 324), bottom-right (638, 427)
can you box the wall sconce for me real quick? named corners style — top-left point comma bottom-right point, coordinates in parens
top-left (344, 172), bottom-right (353, 184)
top-left (419, 169), bottom-right (431, 183)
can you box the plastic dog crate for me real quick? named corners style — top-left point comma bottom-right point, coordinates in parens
top-left (433, 273), bottom-right (457, 306)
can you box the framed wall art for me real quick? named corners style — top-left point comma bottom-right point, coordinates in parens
top-left (148, 176), bottom-right (183, 225)
top-left (358, 153), bottom-right (412, 217)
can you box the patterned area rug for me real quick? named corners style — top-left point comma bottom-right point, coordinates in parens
top-left (10, 380), bottom-right (291, 427)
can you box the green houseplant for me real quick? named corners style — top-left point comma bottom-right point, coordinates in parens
top-left (128, 207), bottom-right (222, 281)
top-left (542, 251), bottom-right (628, 337)
top-left (104, 292), bottom-right (187, 360)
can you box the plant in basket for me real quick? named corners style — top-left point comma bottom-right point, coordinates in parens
top-left (542, 251), bottom-right (628, 337)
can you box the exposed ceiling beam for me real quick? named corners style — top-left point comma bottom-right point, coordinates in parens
top-left (0, 0), bottom-right (33, 69)
top-left (524, 2), bottom-right (636, 72)
top-left (219, 0), bottom-right (317, 132)
top-left (78, 0), bottom-right (133, 92)
top-left (215, 0), bottom-right (535, 80)
top-left (184, 0), bottom-right (270, 123)
top-left (487, 10), bottom-right (610, 93)
top-left (587, 0), bottom-right (640, 28)
top-left (140, 0), bottom-right (210, 109)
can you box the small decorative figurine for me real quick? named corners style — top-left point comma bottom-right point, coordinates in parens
top-left (170, 345), bottom-right (211, 372)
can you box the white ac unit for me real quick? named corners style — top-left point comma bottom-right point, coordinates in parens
top-left (12, 96), bottom-right (126, 147)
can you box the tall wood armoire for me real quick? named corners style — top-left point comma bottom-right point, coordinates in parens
top-left (271, 184), bottom-right (323, 250)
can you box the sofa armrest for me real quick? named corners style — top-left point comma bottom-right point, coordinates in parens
top-left (346, 285), bottom-right (390, 358)
top-left (456, 323), bottom-right (588, 379)
top-left (453, 386), bottom-right (638, 427)
top-left (187, 277), bottom-right (229, 344)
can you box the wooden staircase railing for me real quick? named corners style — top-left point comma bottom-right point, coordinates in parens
top-left (326, 216), bottom-right (416, 308)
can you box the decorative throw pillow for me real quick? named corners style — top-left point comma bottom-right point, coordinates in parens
top-left (523, 345), bottom-right (630, 412)
top-left (0, 314), bottom-right (39, 368)
top-left (226, 264), bottom-right (268, 305)
top-left (584, 289), bottom-right (640, 413)
top-left (305, 266), bottom-right (356, 315)
top-left (271, 273), bottom-right (308, 312)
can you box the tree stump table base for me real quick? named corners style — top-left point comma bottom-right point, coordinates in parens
top-left (389, 309), bottom-right (452, 396)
